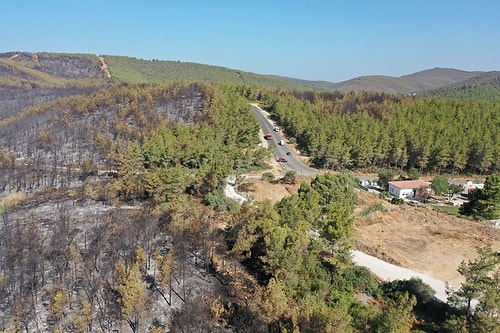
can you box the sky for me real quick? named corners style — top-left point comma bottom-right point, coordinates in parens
top-left (1, 0), bottom-right (499, 82)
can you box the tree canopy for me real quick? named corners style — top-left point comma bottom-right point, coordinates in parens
top-left (260, 90), bottom-right (500, 175)
top-left (460, 174), bottom-right (500, 220)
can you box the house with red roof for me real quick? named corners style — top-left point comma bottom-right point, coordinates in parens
top-left (388, 180), bottom-right (431, 198)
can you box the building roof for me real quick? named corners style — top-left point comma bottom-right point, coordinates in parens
top-left (388, 180), bottom-right (430, 189)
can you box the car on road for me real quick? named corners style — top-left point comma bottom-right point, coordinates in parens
top-left (286, 151), bottom-right (291, 156)
top-left (277, 157), bottom-right (287, 163)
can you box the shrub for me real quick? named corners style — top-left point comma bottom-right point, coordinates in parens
top-left (342, 266), bottom-right (380, 296)
top-left (280, 170), bottom-right (296, 184)
top-left (361, 202), bottom-right (387, 216)
top-left (0, 192), bottom-right (27, 213)
top-left (390, 197), bottom-right (404, 205)
top-left (382, 277), bottom-right (435, 305)
top-left (203, 192), bottom-right (238, 211)
top-left (379, 191), bottom-right (391, 200)
top-left (261, 172), bottom-right (275, 181)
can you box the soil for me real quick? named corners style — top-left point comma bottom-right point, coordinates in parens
top-left (235, 172), bottom-right (500, 289)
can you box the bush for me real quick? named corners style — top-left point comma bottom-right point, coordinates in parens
top-left (379, 191), bottom-right (391, 200)
top-left (361, 202), bottom-right (387, 216)
top-left (203, 191), bottom-right (238, 211)
top-left (261, 172), bottom-right (275, 181)
top-left (390, 197), bottom-right (404, 205)
top-left (342, 266), bottom-right (380, 296)
top-left (0, 192), bottom-right (27, 213)
top-left (382, 277), bottom-right (435, 305)
top-left (280, 170), bottom-right (296, 184)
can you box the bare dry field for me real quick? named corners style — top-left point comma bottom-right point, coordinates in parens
top-left (236, 172), bottom-right (500, 289)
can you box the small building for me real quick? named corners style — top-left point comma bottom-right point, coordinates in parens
top-left (463, 180), bottom-right (484, 195)
top-left (359, 177), bottom-right (378, 188)
top-left (388, 180), bottom-right (431, 198)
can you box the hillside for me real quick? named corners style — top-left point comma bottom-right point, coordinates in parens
top-left (0, 51), bottom-right (499, 332)
top-left (0, 82), bottom-right (211, 196)
top-left (0, 81), bottom-right (270, 332)
top-left (0, 52), bottom-right (111, 119)
top-left (234, 173), bottom-right (499, 289)
top-left (421, 71), bottom-right (500, 101)
top-left (0, 52), bottom-right (110, 88)
top-left (274, 68), bottom-right (485, 94)
top-left (2, 52), bottom-right (499, 99)
top-left (103, 55), bottom-right (304, 89)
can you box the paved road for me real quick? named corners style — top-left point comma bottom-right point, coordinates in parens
top-left (250, 104), bottom-right (317, 176)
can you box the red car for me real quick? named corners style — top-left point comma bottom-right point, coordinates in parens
top-left (277, 157), bottom-right (287, 163)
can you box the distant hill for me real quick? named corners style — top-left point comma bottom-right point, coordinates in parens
top-left (0, 52), bottom-right (110, 88)
top-left (0, 52), bottom-right (308, 90)
top-left (1, 52), bottom-right (499, 102)
top-left (273, 68), bottom-right (486, 94)
top-left (420, 71), bottom-right (500, 102)
top-left (102, 55), bottom-right (304, 90)
top-left (0, 52), bottom-right (112, 119)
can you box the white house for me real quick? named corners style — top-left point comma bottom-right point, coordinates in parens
top-left (388, 180), bottom-right (431, 198)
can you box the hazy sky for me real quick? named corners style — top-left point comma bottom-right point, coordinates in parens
top-left (1, 0), bottom-right (499, 82)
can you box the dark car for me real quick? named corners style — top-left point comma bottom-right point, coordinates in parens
top-left (277, 157), bottom-right (287, 163)
top-left (286, 151), bottom-right (291, 156)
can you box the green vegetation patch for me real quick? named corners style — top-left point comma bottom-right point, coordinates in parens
top-left (432, 204), bottom-right (460, 216)
top-left (104, 55), bottom-right (304, 89)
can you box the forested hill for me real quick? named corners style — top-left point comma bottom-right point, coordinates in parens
top-left (2, 51), bottom-right (499, 99)
top-left (1, 52), bottom-right (499, 332)
top-left (273, 68), bottom-right (495, 95)
top-left (103, 55), bottom-right (303, 89)
top-left (421, 71), bottom-right (500, 102)
top-left (0, 52), bottom-right (304, 118)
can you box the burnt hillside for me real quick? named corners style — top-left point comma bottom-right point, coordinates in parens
top-left (0, 52), bottom-right (111, 119)
top-left (0, 82), bottom-right (206, 195)
top-left (0, 80), bottom-right (267, 332)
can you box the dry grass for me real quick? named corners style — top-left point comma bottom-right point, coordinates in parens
top-left (0, 192), bottom-right (27, 212)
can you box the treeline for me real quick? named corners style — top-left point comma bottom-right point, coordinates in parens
top-left (104, 55), bottom-right (303, 90)
top-left (260, 90), bottom-right (500, 174)
top-left (111, 83), bottom-right (271, 203)
top-left (423, 85), bottom-right (500, 103)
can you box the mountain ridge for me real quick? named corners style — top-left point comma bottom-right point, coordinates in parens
top-left (1, 52), bottom-right (499, 96)
top-left (272, 67), bottom-right (497, 94)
